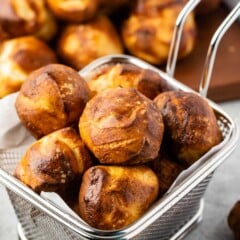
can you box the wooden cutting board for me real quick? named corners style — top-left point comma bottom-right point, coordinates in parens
top-left (169, 4), bottom-right (240, 102)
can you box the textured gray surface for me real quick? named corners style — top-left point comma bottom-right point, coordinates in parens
top-left (0, 186), bottom-right (18, 239)
top-left (0, 100), bottom-right (239, 240)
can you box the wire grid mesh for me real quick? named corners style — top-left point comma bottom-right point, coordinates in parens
top-left (0, 53), bottom-right (234, 239)
top-left (133, 174), bottom-right (213, 240)
top-left (1, 145), bottom-right (213, 240)
top-left (0, 101), bottom-right (233, 240)
top-left (6, 172), bottom-right (212, 240)
top-left (216, 114), bottom-right (232, 138)
top-left (0, 150), bottom-right (24, 174)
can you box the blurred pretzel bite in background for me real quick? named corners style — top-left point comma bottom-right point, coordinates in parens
top-left (0, 36), bottom-right (57, 98)
top-left (154, 90), bottom-right (222, 166)
top-left (79, 165), bottom-right (159, 230)
top-left (228, 201), bottom-right (240, 240)
top-left (121, 0), bottom-right (196, 65)
top-left (87, 62), bottom-right (169, 99)
top-left (0, 0), bottom-right (57, 42)
top-left (57, 15), bottom-right (123, 70)
top-left (15, 63), bottom-right (90, 139)
top-left (0, 0), bottom-right (224, 100)
top-left (79, 87), bottom-right (164, 165)
top-left (46, 0), bottom-right (99, 23)
top-left (14, 127), bottom-right (93, 194)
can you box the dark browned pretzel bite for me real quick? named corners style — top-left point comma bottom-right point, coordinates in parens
top-left (79, 165), bottom-right (159, 230)
top-left (14, 127), bottom-right (93, 193)
top-left (79, 87), bottom-right (164, 165)
top-left (154, 90), bottom-right (222, 166)
top-left (228, 201), bottom-right (240, 240)
top-left (15, 63), bottom-right (90, 138)
top-left (87, 62), bottom-right (168, 99)
top-left (149, 150), bottom-right (185, 197)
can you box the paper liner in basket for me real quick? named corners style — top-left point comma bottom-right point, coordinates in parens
top-left (0, 93), bottom-right (34, 150)
top-left (0, 92), bottom-right (226, 225)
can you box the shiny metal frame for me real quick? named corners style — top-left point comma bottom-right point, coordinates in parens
top-left (9, 53), bottom-right (238, 239)
top-left (1, 1), bottom-right (240, 239)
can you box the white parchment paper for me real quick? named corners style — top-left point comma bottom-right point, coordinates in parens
top-left (0, 92), bottom-right (228, 217)
top-left (0, 93), bottom-right (34, 150)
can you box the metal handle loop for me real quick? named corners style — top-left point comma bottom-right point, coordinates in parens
top-left (199, 2), bottom-right (240, 97)
top-left (166, 0), bottom-right (201, 77)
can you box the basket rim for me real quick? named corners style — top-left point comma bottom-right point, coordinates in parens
top-left (0, 54), bottom-right (239, 239)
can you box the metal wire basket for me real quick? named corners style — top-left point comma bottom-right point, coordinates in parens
top-left (0, 1), bottom-right (239, 239)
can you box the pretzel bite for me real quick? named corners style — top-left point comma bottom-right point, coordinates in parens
top-left (228, 201), bottom-right (240, 240)
top-left (15, 63), bottom-right (90, 139)
top-left (79, 88), bottom-right (164, 165)
top-left (149, 150), bottom-right (185, 197)
top-left (121, 0), bottom-right (196, 65)
top-left (0, 36), bottom-right (57, 98)
top-left (79, 165), bottom-right (159, 230)
top-left (87, 62), bottom-right (168, 99)
top-left (57, 15), bottom-right (123, 70)
top-left (0, 0), bottom-right (57, 41)
top-left (154, 90), bottom-right (222, 166)
top-left (14, 127), bottom-right (92, 193)
top-left (46, 0), bottom-right (99, 22)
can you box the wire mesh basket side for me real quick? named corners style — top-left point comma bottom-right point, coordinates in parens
top-left (7, 191), bottom-right (45, 240)
top-left (0, 91), bottom-right (234, 240)
top-left (9, 171), bottom-right (213, 240)
top-left (0, 150), bottom-right (24, 174)
top-left (8, 190), bottom-right (84, 240)
top-left (131, 173), bottom-right (213, 240)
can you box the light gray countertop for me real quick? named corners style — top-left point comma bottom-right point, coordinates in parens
top-left (0, 100), bottom-right (239, 240)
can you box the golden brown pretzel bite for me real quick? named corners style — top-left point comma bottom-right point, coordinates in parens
top-left (57, 15), bottom-right (123, 70)
top-left (0, 0), bottom-right (57, 41)
top-left (14, 127), bottom-right (93, 193)
top-left (79, 165), bottom-right (159, 230)
top-left (154, 90), bottom-right (222, 166)
top-left (15, 63), bottom-right (90, 138)
top-left (121, 0), bottom-right (196, 65)
top-left (0, 36), bottom-right (57, 98)
top-left (46, 0), bottom-right (99, 22)
top-left (87, 62), bottom-right (168, 99)
top-left (79, 87), bottom-right (164, 165)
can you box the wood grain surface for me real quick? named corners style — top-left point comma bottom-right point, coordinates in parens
top-left (172, 4), bottom-right (240, 102)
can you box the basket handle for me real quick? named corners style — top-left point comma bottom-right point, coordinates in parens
top-left (166, 0), bottom-right (201, 77)
top-left (199, 2), bottom-right (240, 97)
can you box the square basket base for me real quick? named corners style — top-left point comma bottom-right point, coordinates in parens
top-left (17, 199), bottom-right (204, 240)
